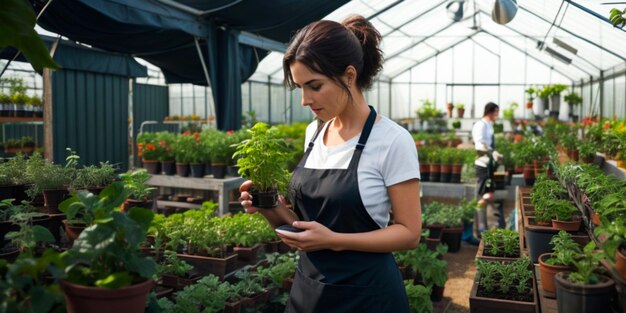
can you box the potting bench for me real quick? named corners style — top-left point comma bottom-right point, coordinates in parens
top-left (146, 174), bottom-right (245, 216)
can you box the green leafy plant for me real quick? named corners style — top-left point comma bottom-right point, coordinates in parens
top-left (609, 7), bottom-right (626, 28)
top-left (0, 153), bottom-right (30, 186)
top-left (550, 199), bottom-right (578, 222)
top-left (422, 201), bottom-right (465, 227)
top-left (481, 228), bottom-right (519, 258)
top-left (568, 242), bottom-right (605, 285)
top-left (416, 99), bottom-right (442, 122)
top-left (564, 92), bottom-right (582, 106)
top-left (157, 251), bottom-right (194, 277)
top-left (456, 103), bottom-right (465, 110)
top-left (173, 131), bottom-right (203, 164)
top-left (451, 119), bottom-right (461, 129)
top-left (234, 122), bottom-right (291, 194)
top-left (502, 102), bottom-right (518, 121)
top-left (525, 87), bottom-right (537, 102)
top-left (59, 181), bottom-right (156, 288)
top-left (549, 84), bottom-right (568, 96)
top-left (404, 281), bottom-right (433, 313)
top-left (158, 275), bottom-right (232, 313)
top-left (475, 257), bottom-right (532, 295)
top-left (394, 243), bottom-right (448, 288)
top-left (256, 252), bottom-right (298, 289)
top-left (544, 230), bottom-right (581, 266)
top-left (70, 162), bottom-right (116, 191)
top-left (594, 216), bottom-right (626, 262)
top-left (120, 169), bottom-right (156, 201)
top-left (156, 132), bottom-right (176, 162)
top-left (5, 212), bottom-right (55, 255)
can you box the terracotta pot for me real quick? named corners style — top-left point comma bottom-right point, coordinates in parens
top-left (522, 164), bottom-right (535, 186)
top-left (440, 164), bottom-right (452, 183)
top-left (591, 212), bottom-right (601, 226)
top-left (451, 164), bottom-right (462, 183)
top-left (525, 101), bottom-right (533, 109)
top-left (63, 220), bottom-right (87, 242)
top-left (551, 217), bottom-right (581, 232)
top-left (142, 159), bottom-right (160, 175)
top-left (616, 248), bottom-right (626, 281)
top-left (429, 164), bottom-right (441, 182)
top-left (61, 279), bottom-right (153, 313)
top-left (538, 253), bottom-right (572, 295)
top-left (457, 108), bottom-right (465, 118)
top-left (42, 188), bottom-right (70, 213)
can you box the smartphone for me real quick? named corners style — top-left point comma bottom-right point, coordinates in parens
top-left (276, 224), bottom-right (305, 233)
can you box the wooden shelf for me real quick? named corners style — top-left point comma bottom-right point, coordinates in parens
top-left (156, 200), bottom-right (202, 209)
top-left (0, 117), bottom-right (43, 123)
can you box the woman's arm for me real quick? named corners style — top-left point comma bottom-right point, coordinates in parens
top-left (276, 179), bottom-right (422, 252)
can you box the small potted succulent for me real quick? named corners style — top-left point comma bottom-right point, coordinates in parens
top-left (234, 123), bottom-right (290, 209)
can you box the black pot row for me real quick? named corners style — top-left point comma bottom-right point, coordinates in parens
top-left (142, 161), bottom-right (239, 179)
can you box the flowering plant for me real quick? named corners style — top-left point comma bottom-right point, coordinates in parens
top-left (137, 132), bottom-right (160, 161)
top-left (173, 131), bottom-right (204, 164)
top-left (156, 132), bottom-right (176, 162)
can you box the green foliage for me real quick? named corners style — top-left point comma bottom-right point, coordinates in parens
top-left (594, 217), bottom-right (626, 262)
top-left (156, 132), bottom-right (176, 162)
top-left (25, 151), bottom-right (77, 199)
top-left (173, 132), bottom-right (202, 164)
top-left (545, 230), bottom-right (581, 266)
top-left (451, 119), bottom-right (461, 129)
top-left (481, 229), bottom-right (519, 257)
top-left (70, 162), bottom-right (116, 190)
top-left (59, 183), bottom-right (130, 226)
top-left (158, 275), bottom-right (231, 313)
top-left (0, 153), bottom-right (30, 185)
top-left (475, 257), bottom-right (532, 295)
top-left (404, 281), bottom-right (433, 313)
top-left (456, 103), bottom-right (465, 110)
top-left (234, 123), bottom-right (291, 193)
top-left (550, 84), bottom-right (568, 96)
top-left (220, 212), bottom-right (277, 247)
top-left (60, 181), bottom-right (156, 288)
top-left (525, 87), bottom-right (537, 101)
top-left (0, 250), bottom-right (65, 313)
top-left (394, 243), bottom-right (448, 288)
top-left (564, 92), bottom-right (582, 106)
top-left (609, 8), bottom-right (626, 27)
top-left (137, 132), bottom-right (161, 161)
top-left (568, 242), bottom-right (605, 285)
top-left (0, 0), bottom-right (61, 71)
top-left (256, 252), bottom-right (298, 289)
top-left (502, 102), bottom-right (518, 120)
top-left (422, 201), bottom-right (467, 227)
top-left (551, 199), bottom-right (578, 222)
top-left (157, 251), bottom-right (194, 277)
top-left (120, 169), bottom-right (156, 200)
top-left (416, 99), bottom-right (442, 122)
top-left (530, 176), bottom-right (569, 223)
top-left (5, 211), bottom-right (55, 254)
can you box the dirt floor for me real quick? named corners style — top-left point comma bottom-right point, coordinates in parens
top-left (437, 196), bottom-right (516, 313)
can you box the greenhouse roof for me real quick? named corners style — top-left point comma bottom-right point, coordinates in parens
top-left (251, 0), bottom-right (626, 84)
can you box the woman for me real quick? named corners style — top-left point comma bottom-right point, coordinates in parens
top-left (239, 15), bottom-right (421, 313)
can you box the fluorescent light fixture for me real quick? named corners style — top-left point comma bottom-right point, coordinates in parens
top-left (545, 46), bottom-right (572, 64)
top-left (553, 38), bottom-right (578, 55)
top-left (492, 0), bottom-right (518, 25)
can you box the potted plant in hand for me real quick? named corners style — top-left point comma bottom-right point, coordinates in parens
top-left (58, 182), bottom-right (157, 313)
top-left (120, 169), bottom-right (156, 212)
top-left (538, 231), bottom-right (581, 295)
top-left (234, 123), bottom-right (291, 209)
top-left (555, 242), bottom-right (615, 313)
top-left (456, 103), bottom-right (465, 118)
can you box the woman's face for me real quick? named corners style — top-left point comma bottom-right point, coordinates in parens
top-left (290, 61), bottom-right (349, 121)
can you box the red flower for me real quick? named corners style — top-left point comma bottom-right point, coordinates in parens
top-left (146, 143), bottom-right (156, 151)
top-left (226, 130), bottom-right (234, 135)
top-left (193, 132), bottom-right (200, 138)
top-left (138, 151), bottom-right (143, 157)
top-left (183, 131), bottom-right (191, 135)
top-left (604, 121), bottom-right (611, 130)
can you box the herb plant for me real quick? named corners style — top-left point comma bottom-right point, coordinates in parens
top-left (157, 251), bottom-right (194, 277)
top-left (568, 242), bottom-right (605, 285)
top-left (405, 281), bottom-right (433, 313)
top-left (120, 169), bottom-right (156, 200)
top-left (234, 122), bottom-right (291, 194)
top-left (481, 228), bottom-right (519, 257)
top-left (544, 230), bottom-right (581, 266)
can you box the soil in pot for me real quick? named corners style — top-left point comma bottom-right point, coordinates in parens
top-left (42, 188), bottom-right (70, 214)
top-left (63, 220), bottom-right (87, 242)
top-left (142, 160), bottom-right (161, 175)
top-left (189, 163), bottom-right (204, 178)
top-left (441, 226), bottom-right (463, 253)
top-left (161, 161), bottom-right (176, 175)
top-left (476, 240), bottom-right (520, 261)
top-left (552, 217), bottom-right (581, 232)
top-left (474, 275), bottom-right (534, 303)
top-left (250, 188), bottom-right (278, 209)
top-left (175, 163), bottom-right (189, 177)
top-left (555, 272), bottom-right (615, 313)
top-left (538, 253), bottom-right (572, 296)
top-left (61, 279), bottom-right (153, 313)
top-left (211, 163), bottom-right (227, 179)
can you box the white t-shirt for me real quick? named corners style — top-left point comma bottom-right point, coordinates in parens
top-left (472, 118), bottom-right (494, 167)
top-left (303, 116), bottom-right (421, 228)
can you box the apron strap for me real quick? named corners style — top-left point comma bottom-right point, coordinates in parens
top-left (297, 119), bottom-right (327, 168)
top-left (348, 106), bottom-right (377, 169)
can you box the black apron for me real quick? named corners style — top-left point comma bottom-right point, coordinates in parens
top-left (286, 106), bottom-right (409, 313)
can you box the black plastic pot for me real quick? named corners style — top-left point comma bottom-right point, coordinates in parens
top-left (42, 188), bottom-right (70, 214)
top-left (161, 161), bottom-right (176, 175)
top-left (227, 165), bottom-right (240, 177)
top-left (421, 172), bottom-right (430, 182)
top-left (142, 160), bottom-right (161, 175)
top-left (176, 163), bottom-right (189, 177)
top-left (524, 222), bottom-right (557, 263)
top-left (555, 272), bottom-right (615, 313)
top-left (430, 172), bottom-right (441, 182)
top-left (250, 189), bottom-right (278, 209)
top-left (441, 226), bottom-right (463, 253)
top-left (212, 164), bottom-right (226, 179)
top-left (204, 163), bottom-right (212, 176)
top-left (189, 164), bottom-right (204, 178)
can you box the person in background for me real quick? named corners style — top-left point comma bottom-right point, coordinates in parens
top-left (466, 102), bottom-right (501, 244)
top-left (239, 15), bottom-right (421, 312)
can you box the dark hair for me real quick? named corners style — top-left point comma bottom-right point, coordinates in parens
top-left (283, 15), bottom-right (383, 95)
top-left (483, 102), bottom-right (500, 116)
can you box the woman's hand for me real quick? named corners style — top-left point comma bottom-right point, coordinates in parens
top-left (275, 221), bottom-right (338, 252)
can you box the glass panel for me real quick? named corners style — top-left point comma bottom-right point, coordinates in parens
top-left (616, 76), bottom-right (626, 119)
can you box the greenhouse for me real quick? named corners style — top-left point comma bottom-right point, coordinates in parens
top-left (1, 0), bottom-right (626, 312)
